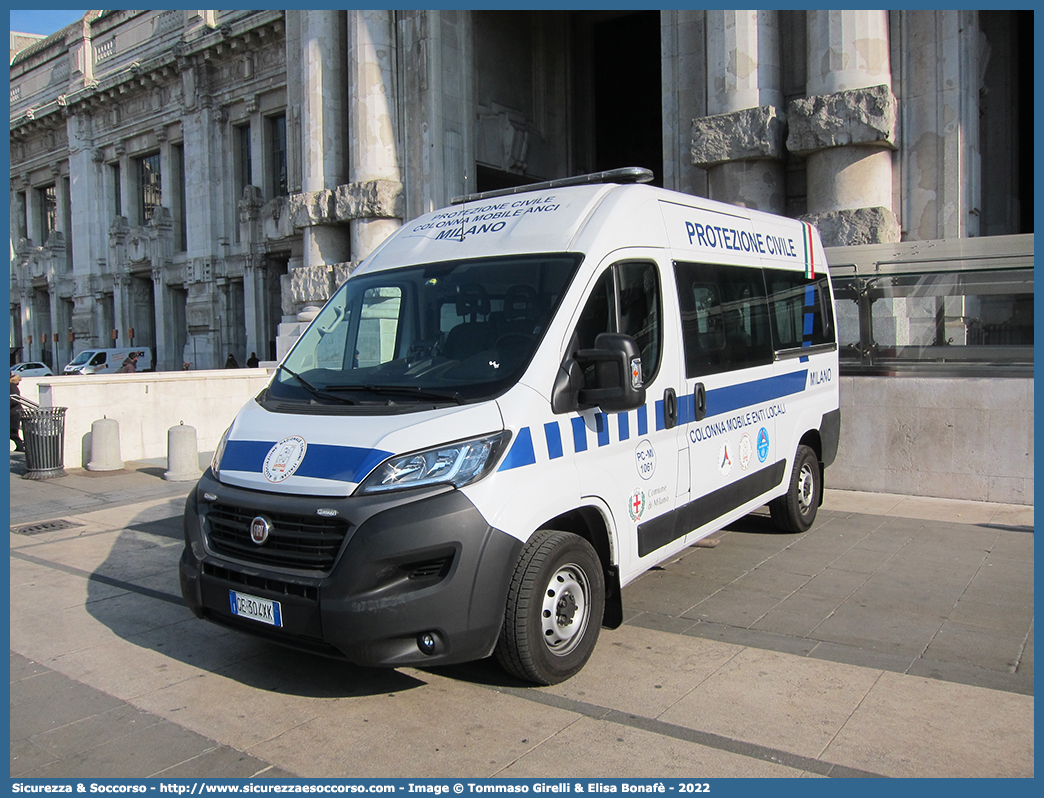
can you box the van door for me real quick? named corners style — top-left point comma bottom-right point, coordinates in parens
top-left (87, 351), bottom-right (107, 374)
top-left (562, 251), bottom-right (688, 583)
top-left (673, 258), bottom-right (789, 538)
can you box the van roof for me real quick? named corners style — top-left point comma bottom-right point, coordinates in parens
top-left (358, 176), bottom-right (823, 276)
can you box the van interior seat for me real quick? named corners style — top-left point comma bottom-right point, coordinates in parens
top-left (496, 284), bottom-right (541, 338)
top-left (443, 284), bottom-right (492, 361)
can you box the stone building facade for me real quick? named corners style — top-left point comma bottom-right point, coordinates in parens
top-left (10, 9), bottom-right (1031, 373)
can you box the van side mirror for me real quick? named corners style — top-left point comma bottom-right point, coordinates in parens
top-left (552, 333), bottom-right (647, 413)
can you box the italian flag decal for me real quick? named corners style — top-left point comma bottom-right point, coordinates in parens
top-left (802, 222), bottom-right (816, 279)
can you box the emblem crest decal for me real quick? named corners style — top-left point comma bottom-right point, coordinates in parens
top-left (628, 488), bottom-right (646, 522)
top-left (263, 435), bottom-right (307, 483)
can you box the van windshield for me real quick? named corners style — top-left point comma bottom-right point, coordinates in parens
top-left (264, 254), bottom-right (581, 410)
top-left (68, 351), bottom-right (94, 366)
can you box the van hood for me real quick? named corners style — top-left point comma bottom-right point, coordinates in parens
top-left (214, 398), bottom-right (505, 497)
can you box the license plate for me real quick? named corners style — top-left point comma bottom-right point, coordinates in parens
top-left (229, 590), bottom-right (282, 627)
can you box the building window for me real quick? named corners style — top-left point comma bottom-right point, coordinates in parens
top-left (14, 192), bottom-right (27, 242)
top-left (236, 123), bottom-right (252, 193)
top-left (111, 163), bottom-right (122, 219)
top-left (63, 177), bottom-right (73, 262)
top-left (268, 113), bottom-right (287, 198)
top-left (38, 185), bottom-right (57, 241)
top-left (138, 152), bottom-right (162, 225)
top-left (172, 143), bottom-right (187, 251)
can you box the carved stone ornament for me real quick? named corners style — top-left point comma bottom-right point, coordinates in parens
top-left (691, 105), bottom-right (786, 168)
top-left (787, 84), bottom-right (898, 156)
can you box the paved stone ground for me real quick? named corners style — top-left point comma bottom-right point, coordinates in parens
top-left (9, 456), bottom-right (1035, 779)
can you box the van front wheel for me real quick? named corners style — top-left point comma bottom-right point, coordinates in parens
top-left (495, 529), bottom-right (605, 685)
top-left (770, 445), bottom-right (820, 533)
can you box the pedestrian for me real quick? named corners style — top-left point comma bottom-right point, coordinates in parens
top-left (10, 374), bottom-right (24, 452)
top-left (247, 352), bottom-right (259, 368)
top-left (115, 352), bottom-right (139, 373)
top-left (225, 353), bottom-right (240, 369)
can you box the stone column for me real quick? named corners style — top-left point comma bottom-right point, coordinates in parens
top-left (278, 11), bottom-right (351, 358)
top-left (299, 9), bottom-right (350, 268)
top-left (66, 111), bottom-right (105, 352)
top-left (112, 270), bottom-right (128, 349)
top-left (897, 10), bottom-right (981, 240)
top-left (347, 9), bottom-right (403, 262)
top-left (788, 10), bottom-right (899, 246)
top-left (398, 10), bottom-right (473, 220)
top-left (692, 10), bottom-right (785, 212)
top-left (149, 207), bottom-right (174, 370)
top-left (662, 10), bottom-right (708, 198)
top-left (238, 186), bottom-right (268, 360)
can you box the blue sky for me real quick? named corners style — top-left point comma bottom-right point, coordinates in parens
top-left (10, 9), bottom-right (88, 36)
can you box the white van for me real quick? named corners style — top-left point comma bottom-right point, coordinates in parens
top-left (64, 347), bottom-right (153, 375)
top-left (180, 168), bottom-right (840, 684)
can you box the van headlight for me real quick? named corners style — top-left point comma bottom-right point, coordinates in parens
top-left (357, 432), bottom-right (510, 494)
top-left (211, 426), bottom-right (231, 479)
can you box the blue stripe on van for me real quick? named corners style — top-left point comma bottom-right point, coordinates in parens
top-left (221, 440), bottom-right (392, 484)
top-left (490, 370), bottom-right (812, 475)
top-left (705, 371), bottom-right (808, 418)
top-left (571, 417), bottom-right (588, 452)
top-left (544, 421), bottom-right (564, 460)
top-left (498, 426), bottom-right (536, 471)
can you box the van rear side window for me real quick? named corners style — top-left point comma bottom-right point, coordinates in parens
top-left (675, 260), bottom-right (772, 377)
top-left (765, 270), bottom-right (834, 351)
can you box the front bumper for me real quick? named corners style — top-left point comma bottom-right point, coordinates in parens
top-left (180, 469), bottom-right (522, 667)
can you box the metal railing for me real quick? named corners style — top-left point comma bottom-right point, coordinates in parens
top-left (825, 234), bottom-right (1033, 377)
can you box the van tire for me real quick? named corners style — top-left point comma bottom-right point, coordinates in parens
top-left (769, 445), bottom-right (820, 533)
top-left (495, 529), bottom-right (604, 685)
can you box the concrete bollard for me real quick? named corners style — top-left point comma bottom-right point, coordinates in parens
top-left (165, 422), bottom-right (202, 482)
top-left (86, 417), bottom-right (123, 471)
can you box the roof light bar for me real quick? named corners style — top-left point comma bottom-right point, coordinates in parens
top-left (451, 166), bottom-right (655, 205)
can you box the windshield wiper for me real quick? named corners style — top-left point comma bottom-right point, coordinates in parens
top-left (277, 364), bottom-right (356, 405)
top-left (326, 384), bottom-right (464, 405)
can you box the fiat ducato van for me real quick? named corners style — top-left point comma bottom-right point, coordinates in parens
top-left (180, 168), bottom-right (840, 684)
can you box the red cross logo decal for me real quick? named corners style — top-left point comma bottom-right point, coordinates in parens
top-left (628, 488), bottom-right (646, 521)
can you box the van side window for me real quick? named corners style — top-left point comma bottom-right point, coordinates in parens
top-left (573, 261), bottom-right (663, 382)
top-left (89, 353), bottom-right (105, 366)
top-left (314, 288), bottom-right (354, 370)
top-left (765, 270), bottom-right (834, 350)
top-left (357, 287), bottom-right (403, 368)
top-left (617, 262), bottom-right (661, 379)
top-left (675, 260), bottom-right (772, 377)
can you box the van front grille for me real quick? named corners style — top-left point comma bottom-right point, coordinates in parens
top-left (202, 561), bottom-right (319, 601)
top-left (205, 503), bottom-right (350, 571)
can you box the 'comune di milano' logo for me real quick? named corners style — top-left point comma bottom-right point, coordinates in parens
top-left (263, 435), bottom-right (307, 483)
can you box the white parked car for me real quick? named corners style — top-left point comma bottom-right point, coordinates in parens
top-left (10, 361), bottom-right (53, 378)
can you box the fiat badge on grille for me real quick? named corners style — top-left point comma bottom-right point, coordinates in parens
top-left (250, 515), bottom-right (272, 545)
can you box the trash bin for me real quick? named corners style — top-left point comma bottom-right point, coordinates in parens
top-left (21, 406), bottom-right (67, 480)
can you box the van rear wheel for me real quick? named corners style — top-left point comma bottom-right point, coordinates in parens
top-left (495, 529), bottom-right (604, 685)
top-left (769, 444), bottom-right (820, 532)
